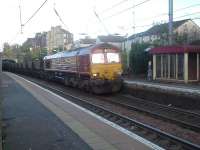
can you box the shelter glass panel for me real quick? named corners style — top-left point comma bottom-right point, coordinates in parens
top-left (156, 55), bottom-right (161, 78)
top-left (163, 55), bottom-right (168, 78)
top-left (170, 54), bottom-right (176, 79)
top-left (178, 54), bottom-right (184, 80)
top-left (188, 53), bottom-right (197, 80)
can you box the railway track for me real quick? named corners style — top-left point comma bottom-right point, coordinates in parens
top-left (23, 76), bottom-right (200, 150)
top-left (98, 94), bottom-right (200, 132)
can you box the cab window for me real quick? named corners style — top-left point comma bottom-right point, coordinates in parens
top-left (107, 53), bottom-right (120, 63)
top-left (91, 53), bottom-right (105, 64)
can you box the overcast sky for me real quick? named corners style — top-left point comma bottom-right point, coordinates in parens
top-left (0, 0), bottom-right (200, 51)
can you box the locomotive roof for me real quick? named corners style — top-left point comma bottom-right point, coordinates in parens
top-left (43, 43), bottom-right (120, 60)
top-left (43, 46), bottom-right (91, 60)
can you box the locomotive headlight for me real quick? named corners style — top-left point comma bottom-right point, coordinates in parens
top-left (93, 73), bottom-right (97, 77)
top-left (117, 71), bottom-right (122, 75)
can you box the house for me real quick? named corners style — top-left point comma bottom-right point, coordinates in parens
top-left (47, 26), bottom-right (73, 54)
top-left (96, 35), bottom-right (125, 51)
top-left (126, 19), bottom-right (200, 51)
top-left (150, 45), bottom-right (200, 83)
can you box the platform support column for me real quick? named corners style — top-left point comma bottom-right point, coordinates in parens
top-left (168, 54), bottom-right (170, 79)
top-left (184, 53), bottom-right (188, 83)
top-left (176, 54), bottom-right (178, 79)
top-left (153, 54), bottom-right (156, 80)
top-left (161, 55), bottom-right (163, 78)
top-left (197, 53), bottom-right (199, 81)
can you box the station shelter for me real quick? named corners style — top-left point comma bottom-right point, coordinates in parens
top-left (150, 46), bottom-right (200, 83)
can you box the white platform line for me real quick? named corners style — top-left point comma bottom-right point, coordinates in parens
top-left (9, 73), bottom-right (165, 150)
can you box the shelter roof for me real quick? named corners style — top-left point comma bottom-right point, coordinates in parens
top-left (150, 45), bottom-right (200, 54)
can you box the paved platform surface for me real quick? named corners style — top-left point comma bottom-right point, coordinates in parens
top-left (125, 79), bottom-right (200, 97)
top-left (1, 72), bottom-right (163, 150)
top-left (2, 73), bottom-right (92, 150)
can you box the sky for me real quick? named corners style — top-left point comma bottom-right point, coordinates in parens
top-left (0, 0), bottom-right (200, 51)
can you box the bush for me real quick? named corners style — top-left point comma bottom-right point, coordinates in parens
top-left (121, 50), bottom-right (128, 71)
top-left (129, 43), bottom-right (150, 74)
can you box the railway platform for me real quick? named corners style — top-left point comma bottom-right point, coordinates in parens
top-left (124, 78), bottom-right (200, 110)
top-left (0, 72), bottom-right (163, 150)
top-left (124, 79), bottom-right (200, 96)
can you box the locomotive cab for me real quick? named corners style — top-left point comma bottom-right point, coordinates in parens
top-left (90, 44), bottom-right (123, 93)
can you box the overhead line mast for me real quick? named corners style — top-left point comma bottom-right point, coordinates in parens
top-left (168, 0), bottom-right (173, 45)
top-left (19, 0), bottom-right (23, 34)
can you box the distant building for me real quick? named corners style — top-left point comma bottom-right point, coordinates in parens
top-left (47, 26), bottom-right (73, 54)
top-left (74, 37), bottom-right (96, 48)
top-left (126, 19), bottom-right (200, 51)
top-left (35, 32), bottom-right (47, 49)
top-left (23, 38), bottom-right (36, 48)
top-left (96, 35), bottom-right (125, 51)
top-left (23, 32), bottom-right (47, 50)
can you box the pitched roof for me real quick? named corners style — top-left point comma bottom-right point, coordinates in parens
top-left (128, 19), bottom-right (191, 40)
top-left (98, 35), bottom-right (125, 43)
top-left (80, 38), bottom-right (96, 44)
top-left (61, 29), bottom-right (72, 34)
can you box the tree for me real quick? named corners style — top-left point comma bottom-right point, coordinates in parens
top-left (121, 50), bottom-right (128, 71)
top-left (3, 43), bottom-right (15, 60)
top-left (129, 43), bottom-right (150, 75)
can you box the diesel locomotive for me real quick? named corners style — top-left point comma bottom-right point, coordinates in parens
top-left (3, 43), bottom-right (123, 94)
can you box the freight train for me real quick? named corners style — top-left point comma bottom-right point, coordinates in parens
top-left (3, 43), bottom-right (123, 94)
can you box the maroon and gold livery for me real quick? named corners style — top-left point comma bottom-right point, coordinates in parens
top-left (44, 43), bottom-right (123, 93)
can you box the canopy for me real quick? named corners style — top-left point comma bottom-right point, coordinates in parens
top-left (150, 45), bottom-right (200, 54)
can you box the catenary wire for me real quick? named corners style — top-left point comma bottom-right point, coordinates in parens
top-left (103, 0), bottom-right (152, 20)
top-left (23, 0), bottom-right (49, 26)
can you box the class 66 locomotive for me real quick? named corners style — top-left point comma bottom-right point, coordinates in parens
top-left (3, 43), bottom-right (123, 94)
top-left (44, 43), bottom-right (123, 94)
